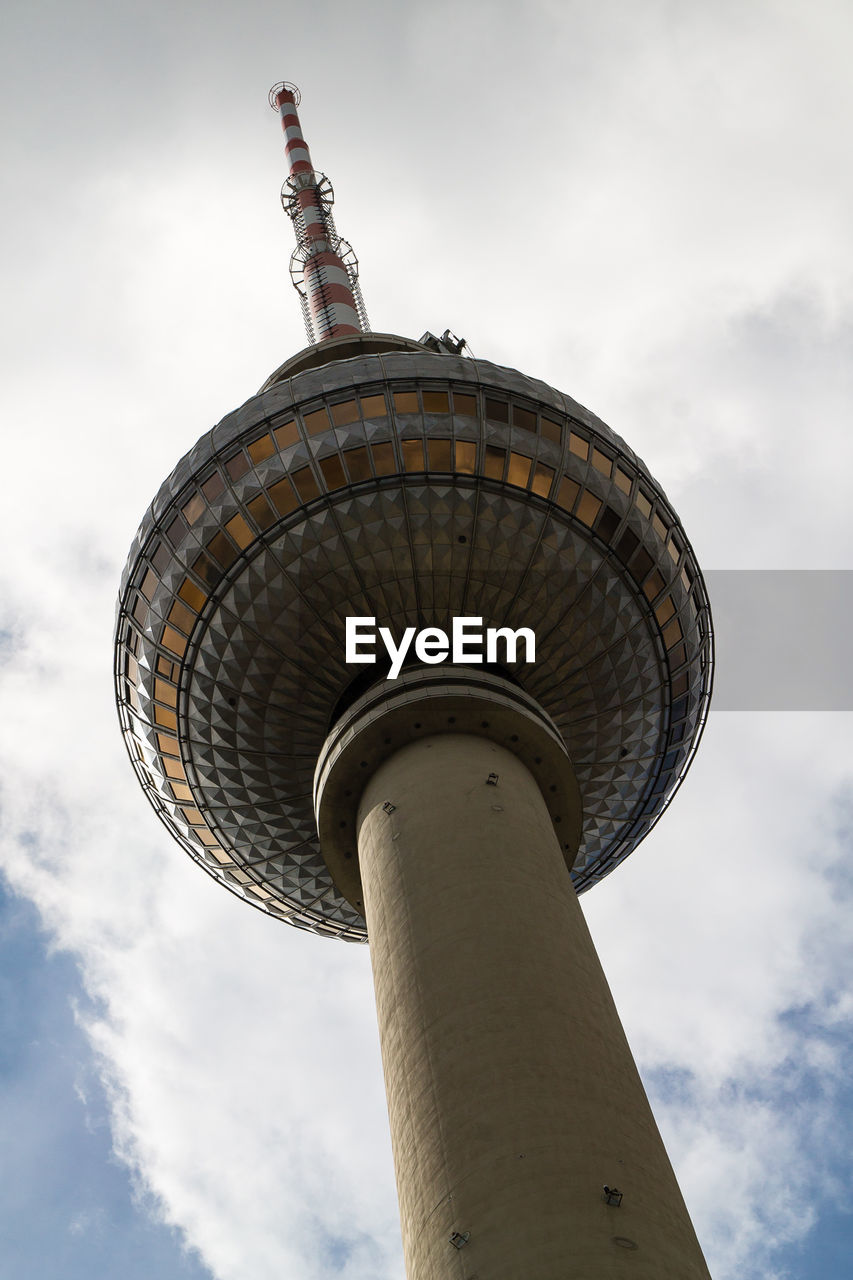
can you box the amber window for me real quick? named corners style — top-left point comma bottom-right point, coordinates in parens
top-left (167, 599), bottom-right (196, 634)
top-left (267, 477), bottom-right (298, 515)
top-left (166, 516), bottom-right (187, 547)
top-left (154, 701), bottom-right (175, 732)
top-left (541, 416), bottom-right (562, 444)
top-left (140, 568), bottom-right (158, 602)
top-left (226, 451), bottom-right (250, 481)
top-left (531, 462), bottom-right (555, 497)
top-left (455, 441), bottom-right (476, 474)
top-left (206, 531), bottom-right (239, 569)
top-left (198, 830), bottom-right (224, 849)
top-left (484, 446), bottom-right (505, 480)
top-left (663, 618), bottom-right (683, 648)
top-left (423, 390), bottom-right (450, 414)
top-left (201, 471), bottom-right (225, 502)
top-left (371, 442), bottom-right (397, 475)
top-left (616, 528), bottom-right (640, 561)
top-left (156, 655), bottom-right (179, 679)
top-left (655, 595), bottom-right (676, 626)
top-left (485, 397), bottom-right (509, 424)
top-left (614, 466), bottom-right (632, 495)
top-left (576, 491), bottom-right (602, 527)
top-left (569, 433), bottom-right (589, 460)
top-left (402, 439), bottom-right (425, 471)
top-left (182, 493), bottom-right (204, 525)
top-left (343, 447), bottom-right (371, 482)
top-left (596, 505), bottom-right (621, 542)
top-left (556, 476), bottom-right (580, 511)
top-left (319, 454), bottom-right (347, 490)
top-left (291, 467), bottom-right (321, 502)
top-left (330, 399), bottom-right (359, 427)
top-left (428, 439), bottom-right (452, 470)
top-left (151, 543), bottom-right (170, 574)
top-left (394, 391), bottom-right (419, 414)
top-left (191, 551), bottom-right (219, 588)
top-left (303, 408), bottom-right (330, 436)
top-left (631, 547), bottom-right (655, 581)
top-left (361, 394), bottom-right (387, 419)
top-left (591, 448), bottom-right (612, 477)
top-left (248, 433), bottom-right (275, 463)
top-left (635, 489), bottom-right (653, 518)
top-left (274, 419), bottom-right (299, 449)
top-left (225, 513), bottom-right (253, 549)
top-left (247, 494), bottom-right (277, 530)
top-left (513, 405), bottom-right (537, 432)
top-left (507, 452), bottom-right (532, 488)
top-left (668, 641), bottom-right (687, 667)
top-left (643, 569), bottom-right (665, 601)
top-left (178, 577), bottom-right (206, 611)
top-left (154, 678), bottom-right (178, 708)
top-left (160, 625), bottom-right (187, 659)
top-left (452, 392), bottom-right (477, 417)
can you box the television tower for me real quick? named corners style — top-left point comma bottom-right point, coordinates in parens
top-left (115, 83), bottom-right (714, 1278)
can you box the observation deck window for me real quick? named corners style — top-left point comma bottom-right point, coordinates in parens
top-left (330, 398), bottom-right (359, 426)
top-left (371, 442), bottom-right (396, 475)
top-left (455, 441), bottom-right (476, 473)
top-left (452, 392), bottom-right (476, 417)
top-left (360, 393), bottom-right (387, 418)
top-left (423, 390), bottom-right (450, 414)
top-left (248, 432), bottom-right (275, 462)
top-left (274, 419), bottom-right (299, 449)
top-left (507, 452), bottom-right (532, 488)
top-left (304, 408), bottom-right (330, 435)
top-left (343, 446), bottom-right (371, 481)
top-left (393, 391), bottom-right (419, 414)
top-left (569, 432), bottom-right (589, 460)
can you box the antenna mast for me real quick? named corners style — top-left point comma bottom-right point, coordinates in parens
top-left (269, 82), bottom-right (370, 345)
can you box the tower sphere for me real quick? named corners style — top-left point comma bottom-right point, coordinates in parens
top-left (115, 332), bottom-right (713, 941)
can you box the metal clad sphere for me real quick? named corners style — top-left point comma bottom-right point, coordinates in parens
top-left (115, 341), bottom-right (712, 940)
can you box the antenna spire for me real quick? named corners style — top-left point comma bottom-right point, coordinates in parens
top-left (269, 82), bottom-right (370, 345)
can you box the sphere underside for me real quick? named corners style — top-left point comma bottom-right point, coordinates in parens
top-left (116, 345), bottom-right (712, 940)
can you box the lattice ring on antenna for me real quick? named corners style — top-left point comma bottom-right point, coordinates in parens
top-left (268, 81), bottom-right (300, 109)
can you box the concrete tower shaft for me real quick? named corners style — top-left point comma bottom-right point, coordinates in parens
top-left (360, 736), bottom-right (709, 1279)
top-left (314, 667), bottom-right (712, 1277)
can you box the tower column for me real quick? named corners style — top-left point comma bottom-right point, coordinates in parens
top-left (356, 732), bottom-right (711, 1280)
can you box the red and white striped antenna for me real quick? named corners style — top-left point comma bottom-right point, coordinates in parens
top-left (269, 82), bottom-right (370, 345)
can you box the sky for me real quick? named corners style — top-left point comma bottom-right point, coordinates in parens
top-left (1, 1), bottom-right (852, 1277)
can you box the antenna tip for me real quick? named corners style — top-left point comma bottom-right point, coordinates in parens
top-left (269, 81), bottom-right (301, 110)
